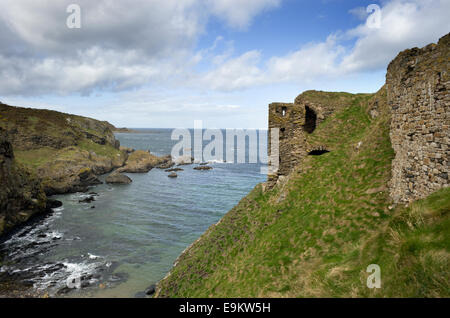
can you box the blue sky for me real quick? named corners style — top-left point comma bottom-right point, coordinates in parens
top-left (0, 0), bottom-right (448, 128)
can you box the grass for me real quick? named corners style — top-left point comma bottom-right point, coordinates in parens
top-left (1, 102), bottom-right (122, 172)
top-left (14, 147), bottom-right (59, 169)
top-left (77, 139), bottom-right (121, 158)
top-left (156, 87), bottom-right (449, 297)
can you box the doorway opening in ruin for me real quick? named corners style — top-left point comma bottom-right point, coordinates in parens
top-left (308, 149), bottom-right (329, 156)
top-left (303, 106), bottom-right (317, 133)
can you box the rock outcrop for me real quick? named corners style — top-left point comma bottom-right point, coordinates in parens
top-left (0, 128), bottom-right (48, 237)
top-left (106, 171), bottom-right (132, 184)
top-left (37, 147), bottom-right (125, 194)
top-left (0, 103), bottom-right (127, 195)
top-left (117, 151), bottom-right (171, 173)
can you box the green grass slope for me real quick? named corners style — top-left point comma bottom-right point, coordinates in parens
top-left (0, 102), bottom-right (122, 171)
top-left (156, 87), bottom-right (449, 297)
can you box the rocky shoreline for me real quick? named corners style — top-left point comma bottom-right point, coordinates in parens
top-left (0, 104), bottom-right (178, 297)
top-left (0, 103), bottom-right (220, 297)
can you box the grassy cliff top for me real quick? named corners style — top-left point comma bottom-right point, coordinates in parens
top-left (156, 87), bottom-right (449, 297)
top-left (0, 103), bottom-right (122, 173)
top-left (294, 90), bottom-right (371, 106)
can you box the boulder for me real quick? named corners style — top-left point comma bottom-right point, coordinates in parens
top-left (145, 284), bottom-right (156, 296)
top-left (165, 168), bottom-right (184, 172)
top-left (168, 172), bottom-right (178, 178)
top-left (106, 171), bottom-right (132, 184)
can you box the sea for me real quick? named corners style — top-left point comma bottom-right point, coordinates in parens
top-left (0, 129), bottom-right (267, 297)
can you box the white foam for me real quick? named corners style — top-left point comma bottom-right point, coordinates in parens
top-left (87, 253), bottom-right (101, 260)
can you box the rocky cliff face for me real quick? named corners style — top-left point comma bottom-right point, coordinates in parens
top-left (387, 33), bottom-right (449, 203)
top-left (0, 103), bottom-right (127, 194)
top-left (0, 127), bottom-right (48, 237)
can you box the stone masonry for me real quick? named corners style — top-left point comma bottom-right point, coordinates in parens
top-left (267, 33), bottom-right (449, 201)
top-left (387, 33), bottom-right (449, 203)
top-left (267, 93), bottom-right (342, 187)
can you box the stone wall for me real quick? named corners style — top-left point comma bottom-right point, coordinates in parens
top-left (268, 102), bottom-right (306, 183)
top-left (387, 33), bottom-right (449, 203)
top-left (267, 92), bottom-right (344, 186)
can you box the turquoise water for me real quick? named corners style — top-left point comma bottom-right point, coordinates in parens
top-left (0, 129), bottom-right (267, 297)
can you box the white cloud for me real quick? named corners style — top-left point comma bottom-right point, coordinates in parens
top-left (195, 0), bottom-right (449, 91)
top-left (0, 0), bottom-right (279, 96)
top-left (267, 35), bottom-right (345, 82)
top-left (340, 0), bottom-right (450, 73)
top-left (0, 0), bottom-right (448, 97)
top-left (195, 50), bottom-right (266, 91)
top-left (207, 0), bottom-right (281, 29)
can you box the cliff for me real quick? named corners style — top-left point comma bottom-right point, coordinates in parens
top-left (0, 127), bottom-right (48, 237)
top-left (0, 103), bottom-right (127, 194)
top-left (155, 34), bottom-right (450, 297)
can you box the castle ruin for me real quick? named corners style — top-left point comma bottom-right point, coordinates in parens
top-left (267, 93), bottom-right (341, 187)
top-left (387, 33), bottom-right (449, 203)
top-left (268, 33), bottom-right (449, 203)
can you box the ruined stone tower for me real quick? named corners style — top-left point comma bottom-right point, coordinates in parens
top-left (267, 92), bottom-right (341, 187)
top-left (387, 33), bottom-right (449, 203)
top-left (268, 33), bottom-right (449, 203)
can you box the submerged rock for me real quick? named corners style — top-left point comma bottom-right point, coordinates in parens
top-left (165, 168), bottom-right (184, 172)
top-left (168, 172), bottom-right (178, 178)
top-left (193, 166), bottom-right (213, 171)
top-left (105, 171), bottom-right (132, 184)
top-left (78, 196), bottom-right (96, 203)
top-left (145, 284), bottom-right (156, 296)
top-left (46, 199), bottom-right (63, 209)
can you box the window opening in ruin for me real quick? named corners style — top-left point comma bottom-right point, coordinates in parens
top-left (281, 107), bottom-right (287, 117)
top-left (303, 106), bottom-right (317, 133)
top-left (308, 149), bottom-right (329, 156)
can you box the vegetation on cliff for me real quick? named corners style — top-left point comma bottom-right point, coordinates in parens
top-left (0, 103), bottom-right (126, 194)
top-left (156, 88), bottom-right (449, 297)
top-left (0, 128), bottom-right (48, 237)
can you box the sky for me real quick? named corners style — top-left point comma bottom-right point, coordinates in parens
top-left (0, 0), bottom-right (448, 128)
